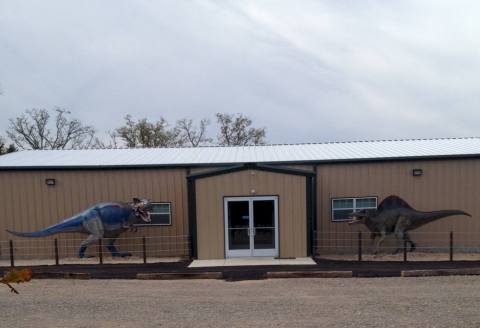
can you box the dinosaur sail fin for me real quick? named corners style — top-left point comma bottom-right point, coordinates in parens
top-left (378, 195), bottom-right (414, 211)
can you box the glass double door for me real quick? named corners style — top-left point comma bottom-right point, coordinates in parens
top-left (224, 196), bottom-right (278, 258)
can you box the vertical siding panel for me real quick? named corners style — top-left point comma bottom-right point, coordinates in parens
top-left (315, 160), bottom-right (480, 255)
top-left (194, 169), bottom-right (307, 259)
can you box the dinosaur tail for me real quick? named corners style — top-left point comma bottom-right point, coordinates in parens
top-left (411, 209), bottom-right (471, 229)
top-left (7, 218), bottom-right (82, 238)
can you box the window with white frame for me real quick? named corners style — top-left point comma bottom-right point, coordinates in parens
top-left (136, 202), bottom-right (172, 226)
top-left (331, 197), bottom-right (377, 222)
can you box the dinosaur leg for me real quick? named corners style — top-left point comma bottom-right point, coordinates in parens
top-left (393, 216), bottom-right (409, 254)
top-left (106, 237), bottom-right (132, 257)
top-left (79, 216), bottom-right (104, 258)
top-left (78, 234), bottom-right (102, 258)
top-left (404, 232), bottom-right (416, 252)
top-left (373, 231), bottom-right (386, 255)
top-left (369, 232), bottom-right (378, 253)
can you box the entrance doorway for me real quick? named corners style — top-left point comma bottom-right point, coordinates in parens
top-left (224, 196), bottom-right (279, 258)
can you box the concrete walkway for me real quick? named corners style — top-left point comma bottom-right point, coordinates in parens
top-left (188, 257), bottom-right (316, 268)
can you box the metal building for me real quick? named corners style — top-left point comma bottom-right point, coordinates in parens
top-left (0, 137), bottom-right (479, 260)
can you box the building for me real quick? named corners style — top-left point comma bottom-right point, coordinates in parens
top-left (0, 137), bottom-right (479, 260)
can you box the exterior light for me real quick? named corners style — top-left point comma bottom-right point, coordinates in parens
top-left (45, 178), bottom-right (56, 186)
top-left (412, 169), bottom-right (423, 177)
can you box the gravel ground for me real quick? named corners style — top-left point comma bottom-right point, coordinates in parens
top-left (2, 276), bottom-right (480, 328)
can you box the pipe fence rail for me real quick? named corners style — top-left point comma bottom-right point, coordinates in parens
top-left (314, 231), bottom-right (480, 262)
top-left (0, 235), bottom-right (191, 267)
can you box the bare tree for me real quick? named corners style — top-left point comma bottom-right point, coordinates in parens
top-left (90, 131), bottom-right (122, 149)
top-left (176, 118), bottom-right (212, 147)
top-left (215, 113), bottom-right (266, 146)
top-left (7, 108), bottom-right (96, 150)
top-left (115, 115), bottom-right (181, 148)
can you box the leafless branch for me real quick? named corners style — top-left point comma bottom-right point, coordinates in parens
top-left (7, 108), bottom-right (96, 150)
top-left (176, 118), bottom-right (212, 147)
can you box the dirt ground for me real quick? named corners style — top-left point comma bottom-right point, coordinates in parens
top-left (2, 276), bottom-right (480, 328)
top-left (319, 251), bottom-right (480, 261)
top-left (4, 252), bottom-right (480, 268)
top-left (0, 256), bottom-right (183, 267)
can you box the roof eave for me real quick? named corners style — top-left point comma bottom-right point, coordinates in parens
top-left (0, 153), bottom-right (479, 171)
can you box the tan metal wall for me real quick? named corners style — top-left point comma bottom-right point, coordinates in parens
top-left (315, 159), bottom-right (480, 253)
top-left (0, 168), bottom-right (189, 259)
top-left (195, 169), bottom-right (307, 259)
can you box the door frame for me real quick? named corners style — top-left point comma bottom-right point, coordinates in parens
top-left (187, 163), bottom-right (316, 260)
top-left (224, 196), bottom-right (279, 258)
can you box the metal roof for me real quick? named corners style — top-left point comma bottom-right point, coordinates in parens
top-left (0, 137), bottom-right (479, 169)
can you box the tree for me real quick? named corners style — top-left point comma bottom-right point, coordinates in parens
top-left (115, 115), bottom-right (181, 147)
top-left (215, 113), bottom-right (266, 146)
top-left (7, 108), bottom-right (96, 150)
top-left (176, 118), bottom-right (212, 147)
top-left (0, 137), bottom-right (16, 155)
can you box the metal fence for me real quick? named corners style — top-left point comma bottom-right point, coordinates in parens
top-left (0, 235), bottom-right (191, 267)
top-left (314, 231), bottom-right (480, 262)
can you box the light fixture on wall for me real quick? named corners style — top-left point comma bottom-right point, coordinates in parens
top-left (45, 178), bottom-right (56, 186)
top-left (412, 169), bottom-right (423, 177)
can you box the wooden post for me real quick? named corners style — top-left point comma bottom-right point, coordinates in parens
top-left (54, 239), bottom-right (59, 266)
top-left (449, 231), bottom-right (453, 261)
top-left (142, 236), bottom-right (147, 264)
top-left (357, 231), bottom-right (362, 262)
top-left (403, 239), bottom-right (407, 262)
top-left (9, 240), bottom-right (14, 267)
top-left (98, 239), bottom-right (103, 265)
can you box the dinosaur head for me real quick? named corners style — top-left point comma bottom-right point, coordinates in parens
top-left (347, 209), bottom-right (372, 225)
top-left (132, 198), bottom-right (152, 223)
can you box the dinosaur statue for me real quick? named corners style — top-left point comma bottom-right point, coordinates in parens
top-left (7, 198), bottom-right (151, 258)
top-left (348, 195), bottom-right (471, 254)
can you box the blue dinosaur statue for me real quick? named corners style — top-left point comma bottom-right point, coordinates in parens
top-left (7, 198), bottom-right (152, 258)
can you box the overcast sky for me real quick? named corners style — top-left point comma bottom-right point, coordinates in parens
top-left (0, 0), bottom-right (479, 144)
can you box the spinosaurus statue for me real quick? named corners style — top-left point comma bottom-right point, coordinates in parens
top-left (7, 198), bottom-right (151, 258)
top-left (348, 195), bottom-right (471, 254)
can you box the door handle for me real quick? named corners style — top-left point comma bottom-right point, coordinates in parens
top-left (252, 227), bottom-right (256, 236)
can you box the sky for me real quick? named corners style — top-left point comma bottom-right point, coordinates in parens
top-left (0, 0), bottom-right (479, 144)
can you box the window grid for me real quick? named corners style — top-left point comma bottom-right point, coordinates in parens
top-left (135, 202), bottom-right (172, 226)
top-left (331, 197), bottom-right (377, 222)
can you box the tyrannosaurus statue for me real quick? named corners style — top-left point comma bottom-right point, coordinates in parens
top-left (7, 198), bottom-right (151, 258)
top-left (348, 195), bottom-right (471, 254)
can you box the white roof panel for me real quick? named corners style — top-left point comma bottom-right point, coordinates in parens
top-left (0, 137), bottom-right (479, 168)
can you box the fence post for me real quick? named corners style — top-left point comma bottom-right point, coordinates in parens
top-left (98, 239), bottom-right (103, 265)
top-left (9, 240), bottom-right (14, 267)
top-left (142, 236), bottom-right (147, 264)
top-left (357, 231), bottom-right (362, 261)
top-left (449, 231), bottom-right (453, 261)
top-left (54, 239), bottom-right (59, 266)
top-left (403, 239), bottom-right (407, 262)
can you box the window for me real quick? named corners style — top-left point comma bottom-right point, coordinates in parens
top-left (136, 202), bottom-right (172, 226)
top-left (331, 197), bottom-right (377, 222)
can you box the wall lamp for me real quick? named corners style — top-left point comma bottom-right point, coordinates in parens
top-left (412, 169), bottom-right (423, 177)
top-left (45, 178), bottom-right (56, 186)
